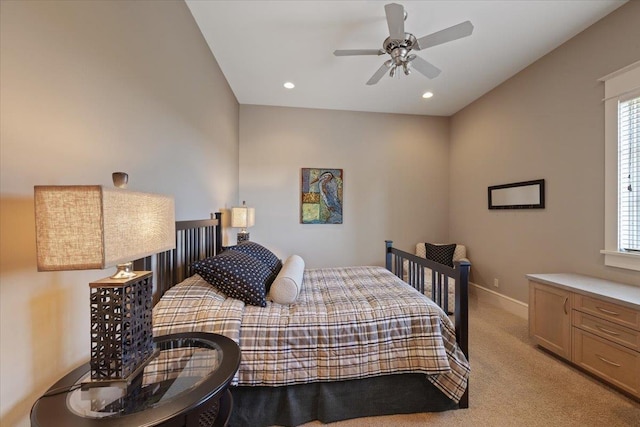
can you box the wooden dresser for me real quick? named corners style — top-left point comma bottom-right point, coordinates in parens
top-left (527, 273), bottom-right (640, 399)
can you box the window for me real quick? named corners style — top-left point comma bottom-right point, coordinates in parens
top-left (619, 95), bottom-right (639, 252)
top-left (600, 61), bottom-right (640, 271)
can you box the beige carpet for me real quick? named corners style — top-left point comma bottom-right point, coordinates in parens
top-left (300, 294), bottom-right (640, 427)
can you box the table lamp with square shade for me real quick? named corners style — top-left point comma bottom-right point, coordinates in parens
top-left (34, 184), bottom-right (175, 388)
top-left (231, 201), bottom-right (255, 243)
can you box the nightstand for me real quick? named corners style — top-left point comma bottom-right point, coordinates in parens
top-left (31, 332), bottom-right (241, 427)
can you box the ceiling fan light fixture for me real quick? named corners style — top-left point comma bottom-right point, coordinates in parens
top-left (333, 3), bottom-right (474, 85)
top-left (422, 91), bottom-right (434, 99)
top-left (283, 82), bottom-right (295, 89)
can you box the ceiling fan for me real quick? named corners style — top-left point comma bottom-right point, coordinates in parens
top-left (334, 3), bottom-right (474, 85)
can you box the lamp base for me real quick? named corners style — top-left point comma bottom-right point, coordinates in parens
top-left (237, 231), bottom-right (250, 243)
top-left (80, 348), bottom-right (159, 390)
top-left (89, 272), bottom-right (155, 385)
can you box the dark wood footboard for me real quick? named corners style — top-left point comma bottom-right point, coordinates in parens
top-left (385, 240), bottom-right (470, 408)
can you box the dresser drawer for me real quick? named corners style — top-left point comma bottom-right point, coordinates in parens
top-left (573, 311), bottom-right (640, 352)
top-left (573, 328), bottom-right (639, 397)
top-left (574, 294), bottom-right (640, 330)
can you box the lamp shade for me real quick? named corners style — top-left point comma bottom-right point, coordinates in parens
top-left (34, 185), bottom-right (176, 271)
top-left (231, 204), bottom-right (255, 229)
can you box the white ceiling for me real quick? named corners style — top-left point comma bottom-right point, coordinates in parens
top-left (186, 0), bottom-right (625, 117)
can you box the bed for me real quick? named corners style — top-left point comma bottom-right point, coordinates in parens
top-left (141, 214), bottom-right (470, 426)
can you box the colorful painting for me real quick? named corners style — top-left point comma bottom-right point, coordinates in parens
top-left (301, 168), bottom-right (343, 224)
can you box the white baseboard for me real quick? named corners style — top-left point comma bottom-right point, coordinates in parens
top-left (470, 282), bottom-right (528, 320)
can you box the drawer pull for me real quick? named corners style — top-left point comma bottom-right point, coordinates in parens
top-left (596, 354), bottom-right (621, 367)
top-left (596, 306), bottom-right (620, 316)
top-left (595, 325), bottom-right (620, 336)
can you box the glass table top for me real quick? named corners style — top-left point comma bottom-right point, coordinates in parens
top-left (67, 337), bottom-right (223, 419)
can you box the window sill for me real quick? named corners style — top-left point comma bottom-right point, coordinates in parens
top-left (600, 249), bottom-right (640, 272)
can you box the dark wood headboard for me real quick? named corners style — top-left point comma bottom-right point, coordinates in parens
top-left (134, 212), bottom-right (223, 305)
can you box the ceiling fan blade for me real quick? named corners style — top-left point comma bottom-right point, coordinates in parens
top-left (334, 49), bottom-right (385, 56)
top-left (415, 21), bottom-right (474, 51)
top-left (366, 61), bottom-right (392, 85)
top-left (410, 56), bottom-right (441, 79)
top-left (385, 3), bottom-right (405, 40)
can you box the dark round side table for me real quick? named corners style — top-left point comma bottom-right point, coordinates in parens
top-left (30, 332), bottom-right (241, 427)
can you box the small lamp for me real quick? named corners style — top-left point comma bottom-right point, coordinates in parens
top-left (231, 201), bottom-right (255, 243)
top-left (34, 184), bottom-right (175, 388)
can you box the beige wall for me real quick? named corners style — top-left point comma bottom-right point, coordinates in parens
top-left (449, 1), bottom-right (640, 303)
top-left (0, 2), bottom-right (239, 426)
top-left (239, 105), bottom-right (450, 267)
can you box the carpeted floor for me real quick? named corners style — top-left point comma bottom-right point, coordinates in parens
top-left (300, 293), bottom-right (640, 427)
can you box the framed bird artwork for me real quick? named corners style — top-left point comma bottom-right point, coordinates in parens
top-left (301, 168), bottom-right (343, 224)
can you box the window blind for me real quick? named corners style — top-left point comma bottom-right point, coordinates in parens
top-left (619, 95), bottom-right (640, 251)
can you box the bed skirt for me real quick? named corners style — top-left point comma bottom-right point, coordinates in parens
top-left (229, 373), bottom-right (459, 427)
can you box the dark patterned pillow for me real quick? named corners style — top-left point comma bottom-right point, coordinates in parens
top-left (425, 243), bottom-right (457, 267)
top-left (226, 241), bottom-right (283, 276)
top-left (192, 250), bottom-right (271, 307)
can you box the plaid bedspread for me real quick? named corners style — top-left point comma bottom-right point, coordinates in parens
top-left (153, 266), bottom-right (470, 403)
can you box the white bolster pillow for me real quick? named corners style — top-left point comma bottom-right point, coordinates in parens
top-left (268, 255), bottom-right (305, 304)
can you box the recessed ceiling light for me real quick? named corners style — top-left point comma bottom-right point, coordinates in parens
top-left (422, 91), bottom-right (434, 99)
top-left (284, 82), bottom-right (295, 89)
